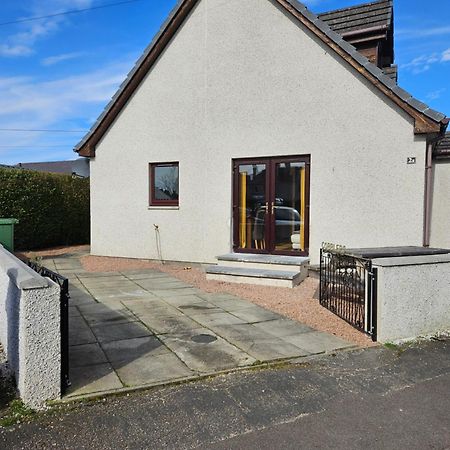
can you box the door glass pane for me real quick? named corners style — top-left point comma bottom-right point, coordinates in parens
top-left (274, 162), bottom-right (306, 252)
top-left (237, 164), bottom-right (267, 250)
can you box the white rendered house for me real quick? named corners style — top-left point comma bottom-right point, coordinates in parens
top-left (75, 0), bottom-right (449, 272)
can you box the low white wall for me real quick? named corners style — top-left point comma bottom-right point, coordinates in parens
top-left (0, 245), bottom-right (61, 409)
top-left (374, 254), bottom-right (450, 343)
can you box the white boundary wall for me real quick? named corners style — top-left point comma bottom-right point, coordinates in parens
top-left (374, 254), bottom-right (450, 343)
top-left (0, 245), bottom-right (61, 409)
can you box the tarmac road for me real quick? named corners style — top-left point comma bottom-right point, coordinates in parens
top-left (1, 339), bottom-right (449, 450)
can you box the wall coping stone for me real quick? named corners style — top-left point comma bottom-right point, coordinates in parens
top-left (373, 253), bottom-right (450, 267)
top-left (0, 245), bottom-right (50, 290)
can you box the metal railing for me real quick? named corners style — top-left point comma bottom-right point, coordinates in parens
top-left (27, 261), bottom-right (70, 394)
top-left (319, 247), bottom-right (377, 340)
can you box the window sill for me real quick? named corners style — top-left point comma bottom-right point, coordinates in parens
top-left (148, 206), bottom-right (180, 210)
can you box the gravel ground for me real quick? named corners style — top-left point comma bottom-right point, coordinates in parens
top-left (80, 255), bottom-right (376, 348)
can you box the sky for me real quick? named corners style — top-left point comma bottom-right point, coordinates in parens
top-left (0, 0), bottom-right (449, 165)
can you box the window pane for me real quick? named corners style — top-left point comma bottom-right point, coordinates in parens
top-left (274, 162), bottom-right (306, 252)
top-left (154, 164), bottom-right (179, 201)
top-left (237, 164), bottom-right (267, 250)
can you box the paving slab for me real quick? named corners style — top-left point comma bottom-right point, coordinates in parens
top-left (207, 297), bottom-right (262, 312)
top-left (81, 279), bottom-right (137, 288)
top-left (280, 331), bottom-right (353, 354)
top-left (113, 353), bottom-right (193, 386)
top-left (210, 324), bottom-right (310, 361)
top-left (91, 289), bottom-right (150, 300)
top-left (157, 294), bottom-right (211, 308)
top-left (253, 318), bottom-right (314, 336)
top-left (83, 309), bottom-right (138, 326)
top-left (69, 317), bottom-right (97, 346)
top-left (69, 343), bottom-right (108, 368)
top-left (70, 296), bottom-right (97, 307)
top-left (122, 271), bottom-right (173, 280)
top-left (139, 313), bottom-right (202, 335)
top-left (59, 253), bottom-right (360, 400)
top-left (102, 336), bottom-right (170, 363)
top-left (149, 288), bottom-right (202, 298)
top-left (70, 285), bottom-right (90, 294)
top-left (177, 303), bottom-right (223, 316)
top-left (124, 301), bottom-right (181, 319)
top-left (91, 321), bottom-right (152, 343)
top-left (136, 279), bottom-right (192, 290)
top-left (78, 302), bottom-right (128, 315)
top-left (69, 306), bottom-right (81, 317)
top-left (68, 363), bottom-right (123, 396)
top-left (137, 305), bottom-right (184, 319)
top-left (77, 273), bottom-right (129, 279)
top-left (188, 312), bottom-right (248, 328)
top-left (160, 330), bottom-right (256, 373)
top-left (75, 272), bottom-right (122, 281)
top-left (229, 307), bottom-right (283, 324)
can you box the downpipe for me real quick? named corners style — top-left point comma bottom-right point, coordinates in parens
top-left (423, 142), bottom-right (434, 247)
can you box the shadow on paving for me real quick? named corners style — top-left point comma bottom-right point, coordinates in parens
top-left (44, 254), bottom-right (354, 399)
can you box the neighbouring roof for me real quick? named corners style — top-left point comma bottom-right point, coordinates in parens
top-left (318, 0), bottom-right (392, 37)
top-left (75, 0), bottom-right (447, 157)
top-left (16, 159), bottom-right (90, 177)
top-left (435, 133), bottom-right (450, 160)
top-left (0, 163), bottom-right (17, 170)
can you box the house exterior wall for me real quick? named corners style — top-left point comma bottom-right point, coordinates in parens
top-left (90, 0), bottom-right (427, 265)
top-left (430, 160), bottom-right (450, 249)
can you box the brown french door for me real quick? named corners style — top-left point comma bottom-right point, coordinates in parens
top-left (233, 155), bottom-right (310, 256)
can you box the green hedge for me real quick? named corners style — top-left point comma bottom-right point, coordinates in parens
top-left (0, 167), bottom-right (90, 250)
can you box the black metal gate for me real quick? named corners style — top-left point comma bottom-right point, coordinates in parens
top-left (27, 261), bottom-right (70, 394)
top-left (319, 246), bottom-right (377, 340)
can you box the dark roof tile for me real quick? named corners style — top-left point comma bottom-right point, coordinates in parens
top-left (434, 133), bottom-right (450, 159)
top-left (318, 0), bottom-right (392, 35)
top-left (423, 109), bottom-right (446, 123)
top-left (406, 98), bottom-right (429, 113)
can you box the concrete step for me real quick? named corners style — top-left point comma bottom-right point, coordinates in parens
top-left (217, 253), bottom-right (310, 272)
top-left (205, 265), bottom-right (307, 288)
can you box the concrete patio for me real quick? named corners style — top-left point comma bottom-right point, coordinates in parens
top-left (42, 254), bottom-right (354, 399)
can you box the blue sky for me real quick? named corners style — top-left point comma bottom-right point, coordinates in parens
top-left (0, 0), bottom-right (449, 165)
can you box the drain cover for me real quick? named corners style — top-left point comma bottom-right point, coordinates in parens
top-left (191, 334), bottom-right (217, 344)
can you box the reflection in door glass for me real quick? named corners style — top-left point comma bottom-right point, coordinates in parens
top-left (238, 164), bottom-right (267, 250)
top-left (274, 162), bottom-right (306, 252)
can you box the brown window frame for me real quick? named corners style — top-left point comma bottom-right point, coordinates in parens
top-left (149, 162), bottom-right (179, 206)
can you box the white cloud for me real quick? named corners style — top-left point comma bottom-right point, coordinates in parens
top-left (442, 48), bottom-right (450, 62)
top-left (41, 52), bottom-right (85, 66)
top-left (1, 0), bottom-right (94, 58)
top-left (0, 44), bottom-right (33, 57)
top-left (426, 88), bottom-right (446, 101)
top-left (0, 61), bottom-right (131, 119)
top-left (0, 58), bottom-right (133, 164)
top-left (401, 48), bottom-right (450, 74)
top-left (397, 26), bottom-right (450, 40)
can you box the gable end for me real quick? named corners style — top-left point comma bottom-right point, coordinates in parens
top-left (75, 0), bottom-right (447, 157)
